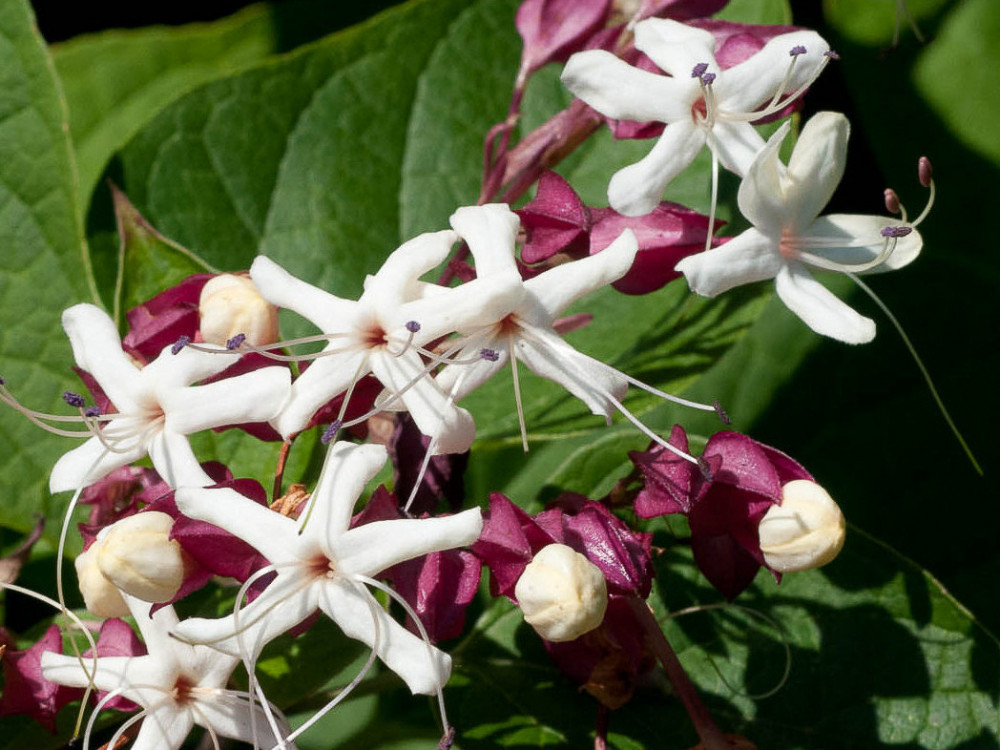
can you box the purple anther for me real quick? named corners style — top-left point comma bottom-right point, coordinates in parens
top-left (171, 335), bottom-right (191, 355)
top-left (480, 348), bottom-right (500, 362)
top-left (405, 320), bottom-right (421, 334)
top-left (884, 188), bottom-right (901, 214)
top-left (62, 391), bottom-right (86, 409)
top-left (320, 420), bottom-right (343, 445)
top-left (697, 456), bottom-right (714, 483)
top-left (713, 400), bottom-right (731, 426)
top-left (437, 726), bottom-right (456, 750)
top-left (881, 226), bottom-right (913, 238)
top-left (789, 45), bottom-right (807, 56)
top-left (84, 406), bottom-right (101, 418)
top-left (824, 50), bottom-right (840, 60)
top-left (919, 156), bottom-right (933, 188)
top-left (226, 333), bottom-right (246, 350)
top-left (700, 72), bottom-right (716, 86)
top-left (691, 62), bottom-right (709, 79)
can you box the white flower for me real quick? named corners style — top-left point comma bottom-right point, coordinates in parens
top-left (171, 441), bottom-right (483, 696)
top-left (96, 511), bottom-right (189, 604)
top-left (49, 304), bottom-right (292, 492)
top-left (41, 595), bottom-right (288, 750)
top-left (250, 231), bottom-right (521, 453)
top-left (435, 204), bottom-right (638, 427)
top-left (675, 112), bottom-right (923, 344)
top-left (561, 19), bottom-right (830, 216)
top-left (759, 479), bottom-right (846, 572)
top-left (198, 273), bottom-right (279, 347)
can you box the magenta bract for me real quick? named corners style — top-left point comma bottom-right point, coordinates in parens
top-left (516, 0), bottom-right (612, 81)
top-left (0, 626), bottom-right (82, 731)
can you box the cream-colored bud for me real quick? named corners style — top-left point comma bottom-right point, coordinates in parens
top-left (514, 543), bottom-right (608, 642)
top-left (759, 480), bottom-right (846, 573)
top-left (97, 512), bottom-right (190, 604)
top-left (76, 543), bottom-right (129, 618)
top-left (199, 273), bottom-right (279, 347)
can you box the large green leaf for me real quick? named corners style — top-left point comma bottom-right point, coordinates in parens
top-left (451, 529), bottom-right (1000, 748)
top-left (51, 4), bottom-right (278, 208)
top-left (0, 0), bottom-right (94, 539)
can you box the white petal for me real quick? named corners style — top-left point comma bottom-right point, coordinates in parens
top-left (143, 345), bottom-right (239, 389)
top-left (41, 652), bottom-right (133, 693)
top-left (250, 255), bottom-right (354, 332)
top-left (524, 229), bottom-right (638, 318)
top-left (49, 435), bottom-right (145, 493)
top-left (737, 120), bottom-right (791, 234)
top-left (449, 204), bottom-right (520, 279)
top-left (709, 120), bottom-right (767, 179)
top-left (362, 230), bottom-right (459, 310)
top-left (126, 595), bottom-right (179, 656)
top-left (804, 214), bottom-right (923, 272)
top-left (433, 337), bottom-right (507, 405)
top-left (61, 304), bottom-right (143, 413)
top-left (338, 508), bottom-right (483, 577)
top-left (675, 228), bottom-right (783, 297)
top-left (784, 112), bottom-right (849, 230)
top-left (609, 122), bottom-right (706, 216)
top-left (174, 486), bottom-right (299, 564)
top-left (301, 441), bottom-right (388, 547)
top-left (561, 50), bottom-right (692, 124)
top-left (147, 430), bottom-right (214, 489)
top-left (172, 577), bottom-right (319, 660)
top-left (161, 366), bottom-right (291, 435)
top-left (633, 18), bottom-right (717, 78)
top-left (774, 263), bottom-right (875, 344)
top-left (273, 348), bottom-right (370, 438)
top-left (368, 349), bottom-right (475, 455)
top-left (717, 30), bottom-right (830, 115)
top-left (194, 693), bottom-right (286, 747)
top-left (514, 326), bottom-right (627, 421)
top-left (131, 708), bottom-right (194, 750)
top-left (320, 582), bottom-right (451, 696)
top-left (395, 274), bottom-right (524, 340)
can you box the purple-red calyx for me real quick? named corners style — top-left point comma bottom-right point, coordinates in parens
top-left (0, 626), bottom-right (82, 731)
top-left (517, 170), bottom-right (720, 294)
top-left (631, 425), bottom-right (812, 599)
top-left (515, 0), bottom-right (612, 84)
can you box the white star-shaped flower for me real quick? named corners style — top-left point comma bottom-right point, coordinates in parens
top-left (171, 441), bottom-right (483, 696)
top-left (41, 595), bottom-right (288, 750)
top-left (250, 230), bottom-right (521, 453)
top-left (49, 304), bottom-right (292, 492)
top-left (675, 111), bottom-right (923, 344)
top-left (435, 204), bottom-right (638, 428)
top-left (561, 18), bottom-right (830, 216)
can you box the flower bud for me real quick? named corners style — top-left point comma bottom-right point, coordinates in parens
top-left (758, 480), bottom-right (846, 573)
top-left (514, 543), bottom-right (608, 642)
top-left (75, 544), bottom-right (129, 618)
top-left (198, 274), bottom-right (278, 347)
top-left (97, 512), bottom-right (190, 604)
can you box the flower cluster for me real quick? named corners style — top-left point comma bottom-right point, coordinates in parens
top-left (2, 0), bottom-right (938, 747)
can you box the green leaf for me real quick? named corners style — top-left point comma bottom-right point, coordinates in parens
top-left (51, 4), bottom-right (278, 207)
top-left (0, 0), bottom-right (94, 539)
top-left (453, 529), bottom-right (1000, 748)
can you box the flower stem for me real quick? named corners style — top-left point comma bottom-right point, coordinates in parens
top-left (627, 597), bottom-right (732, 750)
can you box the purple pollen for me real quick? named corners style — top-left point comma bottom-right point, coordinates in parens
top-left (62, 391), bottom-right (86, 409)
top-left (824, 50), bottom-right (840, 60)
top-left (691, 62), bottom-right (709, 78)
top-left (713, 400), bottom-right (731, 425)
top-left (171, 335), bottom-right (191, 355)
top-left (700, 72), bottom-right (716, 86)
top-left (480, 348), bottom-right (500, 362)
top-left (405, 320), bottom-right (421, 334)
top-left (84, 406), bottom-right (101, 418)
top-left (881, 226), bottom-right (913, 238)
top-left (697, 457), bottom-right (714, 483)
top-left (789, 45), bottom-right (807, 56)
top-left (226, 333), bottom-right (247, 350)
top-left (320, 420), bottom-right (343, 445)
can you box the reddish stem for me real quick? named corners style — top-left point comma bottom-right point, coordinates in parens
top-left (627, 597), bottom-right (731, 750)
top-left (594, 703), bottom-right (609, 750)
top-left (272, 437), bottom-right (293, 502)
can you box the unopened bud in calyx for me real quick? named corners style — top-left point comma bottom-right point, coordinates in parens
top-left (199, 274), bottom-right (279, 347)
top-left (76, 543), bottom-right (129, 618)
top-left (97, 512), bottom-right (190, 604)
top-left (514, 543), bottom-right (608, 642)
top-left (758, 480), bottom-right (846, 573)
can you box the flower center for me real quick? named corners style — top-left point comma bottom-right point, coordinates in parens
top-left (307, 553), bottom-right (338, 580)
top-left (691, 97), bottom-right (708, 125)
top-left (359, 324), bottom-right (390, 349)
top-left (172, 674), bottom-right (197, 705)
